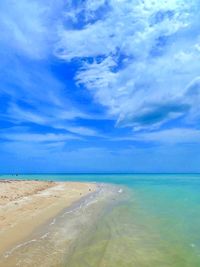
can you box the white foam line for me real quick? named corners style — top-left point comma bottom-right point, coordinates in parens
top-left (61, 206), bottom-right (80, 217)
top-left (60, 189), bottom-right (101, 218)
top-left (4, 239), bottom-right (37, 258)
top-left (4, 230), bottom-right (51, 259)
top-left (55, 193), bottom-right (97, 219)
top-left (50, 218), bottom-right (56, 225)
top-left (41, 232), bottom-right (50, 239)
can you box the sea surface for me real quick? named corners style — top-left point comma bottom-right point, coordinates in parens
top-left (1, 173), bottom-right (200, 267)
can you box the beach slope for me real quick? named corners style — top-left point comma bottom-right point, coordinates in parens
top-left (0, 180), bottom-right (96, 255)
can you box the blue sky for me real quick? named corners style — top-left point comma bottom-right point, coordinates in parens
top-left (0, 0), bottom-right (200, 173)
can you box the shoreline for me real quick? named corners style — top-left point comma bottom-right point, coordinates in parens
top-left (0, 179), bottom-right (97, 256)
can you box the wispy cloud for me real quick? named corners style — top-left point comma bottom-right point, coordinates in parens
top-left (58, 126), bottom-right (101, 137)
top-left (2, 0), bottom-right (199, 134)
top-left (0, 0), bottom-right (200, 172)
top-left (0, 0), bottom-right (54, 59)
top-left (56, 0), bottom-right (200, 130)
top-left (1, 132), bottom-right (80, 143)
top-left (115, 128), bottom-right (200, 144)
top-left (0, 0), bottom-right (101, 139)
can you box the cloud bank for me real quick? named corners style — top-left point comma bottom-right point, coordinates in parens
top-left (56, 0), bottom-right (200, 131)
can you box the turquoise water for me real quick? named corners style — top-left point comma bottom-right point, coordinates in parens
top-left (1, 173), bottom-right (200, 266)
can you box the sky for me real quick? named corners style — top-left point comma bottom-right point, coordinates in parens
top-left (0, 0), bottom-right (199, 173)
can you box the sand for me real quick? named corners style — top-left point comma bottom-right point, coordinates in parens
top-left (0, 180), bottom-right (96, 255)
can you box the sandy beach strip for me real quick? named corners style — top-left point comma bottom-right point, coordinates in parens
top-left (0, 179), bottom-right (96, 255)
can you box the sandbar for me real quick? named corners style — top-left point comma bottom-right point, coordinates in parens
top-left (0, 179), bottom-right (96, 255)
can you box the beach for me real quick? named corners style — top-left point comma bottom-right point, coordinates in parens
top-left (0, 180), bottom-right (96, 258)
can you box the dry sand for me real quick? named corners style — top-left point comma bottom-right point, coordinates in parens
top-left (0, 180), bottom-right (96, 255)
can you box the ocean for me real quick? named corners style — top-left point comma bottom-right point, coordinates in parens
top-left (1, 173), bottom-right (200, 266)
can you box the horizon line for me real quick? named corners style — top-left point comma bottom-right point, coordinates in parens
top-left (0, 172), bottom-right (200, 175)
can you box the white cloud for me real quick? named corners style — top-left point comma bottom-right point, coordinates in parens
top-left (60, 126), bottom-right (100, 137)
top-left (5, 103), bottom-right (100, 138)
top-left (7, 102), bottom-right (88, 125)
top-left (1, 0), bottom-right (200, 147)
top-left (2, 132), bottom-right (80, 143)
top-left (0, 0), bottom-right (100, 139)
top-left (116, 128), bottom-right (200, 144)
top-left (0, 0), bottom-right (56, 59)
top-left (146, 128), bottom-right (200, 143)
top-left (55, 0), bottom-right (200, 129)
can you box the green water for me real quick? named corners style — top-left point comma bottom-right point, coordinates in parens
top-left (1, 173), bottom-right (200, 266)
top-left (66, 183), bottom-right (200, 266)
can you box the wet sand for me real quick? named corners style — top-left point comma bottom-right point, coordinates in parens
top-left (0, 180), bottom-right (96, 256)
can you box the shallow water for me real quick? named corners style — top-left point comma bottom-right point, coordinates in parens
top-left (1, 174), bottom-right (200, 266)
